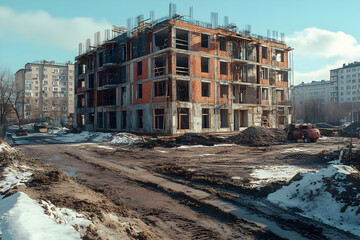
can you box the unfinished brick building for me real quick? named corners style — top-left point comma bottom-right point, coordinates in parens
top-left (75, 13), bottom-right (292, 134)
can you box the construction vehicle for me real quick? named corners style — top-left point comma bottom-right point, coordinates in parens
top-left (287, 124), bottom-right (321, 143)
top-left (15, 127), bottom-right (29, 136)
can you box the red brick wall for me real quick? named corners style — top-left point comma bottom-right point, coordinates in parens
top-left (133, 58), bottom-right (149, 81)
top-left (192, 80), bottom-right (215, 103)
top-left (133, 81), bottom-right (152, 104)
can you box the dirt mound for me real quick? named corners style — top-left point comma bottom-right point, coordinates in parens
top-left (228, 126), bottom-right (286, 146)
top-left (28, 170), bottom-right (70, 187)
top-left (175, 133), bottom-right (223, 146)
top-left (136, 133), bottom-right (224, 148)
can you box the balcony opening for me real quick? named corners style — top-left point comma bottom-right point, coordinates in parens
top-left (97, 52), bottom-right (104, 67)
top-left (78, 78), bottom-right (85, 88)
top-left (154, 55), bottom-right (166, 77)
top-left (261, 110), bottom-right (270, 127)
top-left (154, 28), bottom-right (169, 52)
top-left (121, 111), bottom-right (127, 129)
top-left (177, 108), bottom-right (190, 129)
top-left (137, 110), bottom-right (143, 129)
top-left (233, 85), bottom-right (247, 103)
top-left (121, 87), bottom-right (126, 105)
top-left (202, 108), bottom-right (210, 129)
top-left (220, 61), bottom-right (228, 75)
top-left (275, 50), bottom-right (284, 62)
top-left (136, 83), bottom-right (142, 99)
top-left (201, 57), bottom-right (209, 73)
top-left (132, 34), bottom-right (146, 59)
top-left (119, 65), bottom-right (127, 83)
top-left (219, 37), bottom-right (227, 51)
top-left (262, 88), bottom-right (269, 100)
top-left (262, 46), bottom-right (268, 59)
top-left (87, 91), bottom-right (94, 107)
top-left (109, 111), bottom-right (117, 129)
top-left (97, 88), bottom-right (116, 106)
top-left (261, 67), bottom-right (269, 79)
top-left (176, 28), bottom-right (189, 50)
top-left (201, 33), bottom-right (210, 48)
top-left (154, 109), bottom-right (165, 130)
top-left (88, 113), bottom-right (94, 124)
top-left (176, 53), bottom-right (189, 76)
top-left (89, 73), bottom-right (94, 88)
top-left (220, 84), bottom-right (228, 98)
top-left (276, 90), bottom-right (285, 104)
top-left (154, 80), bottom-right (167, 97)
top-left (201, 82), bottom-right (210, 97)
top-left (137, 61), bottom-right (142, 76)
top-left (97, 112), bottom-right (103, 128)
top-left (176, 80), bottom-right (189, 101)
top-left (77, 94), bottom-right (85, 108)
top-left (220, 109), bottom-right (228, 128)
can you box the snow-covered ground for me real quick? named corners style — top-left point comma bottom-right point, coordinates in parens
top-left (268, 164), bottom-right (360, 236)
top-left (0, 143), bottom-right (92, 239)
top-left (110, 133), bottom-right (140, 145)
top-left (56, 131), bottom-right (112, 143)
top-left (54, 131), bottom-right (140, 145)
top-left (249, 165), bottom-right (315, 187)
top-left (0, 192), bottom-right (89, 240)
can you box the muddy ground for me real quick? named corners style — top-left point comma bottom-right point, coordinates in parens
top-left (13, 135), bottom-right (360, 239)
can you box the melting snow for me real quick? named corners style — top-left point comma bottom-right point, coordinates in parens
top-left (0, 192), bottom-right (84, 240)
top-left (250, 165), bottom-right (314, 187)
top-left (268, 164), bottom-right (360, 236)
top-left (110, 133), bottom-right (140, 145)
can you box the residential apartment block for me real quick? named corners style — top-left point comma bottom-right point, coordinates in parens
top-left (291, 80), bottom-right (331, 122)
top-left (75, 14), bottom-right (292, 134)
top-left (330, 62), bottom-right (360, 103)
top-left (15, 61), bottom-right (75, 123)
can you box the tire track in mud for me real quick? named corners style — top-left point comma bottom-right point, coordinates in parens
top-left (62, 151), bottom-right (281, 239)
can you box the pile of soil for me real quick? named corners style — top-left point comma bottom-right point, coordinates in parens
top-left (228, 126), bottom-right (286, 146)
top-left (175, 133), bottom-right (224, 146)
top-left (136, 133), bottom-right (224, 148)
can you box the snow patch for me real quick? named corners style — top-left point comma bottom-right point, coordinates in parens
top-left (250, 165), bottom-right (314, 187)
top-left (0, 192), bottom-right (83, 240)
top-left (268, 164), bottom-right (360, 236)
top-left (41, 200), bottom-right (92, 236)
top-left (110, 133), bottom-right (140, 145)
top-left (57, 131), bottom-right (112, 143)
top-left (0, 165), bottom-right (32, 193)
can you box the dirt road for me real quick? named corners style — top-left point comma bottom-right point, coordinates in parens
top-left (16, 136), bottom-right (360, 239)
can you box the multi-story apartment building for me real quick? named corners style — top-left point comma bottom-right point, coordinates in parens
top-left (75, 14), bottom-right (292, 134)
top-left (15, 61), bottom-right (75, 123)
top-left (291, 80), bottom-right (330, 122)
top-left (330, 62), bottom-right (360, 103)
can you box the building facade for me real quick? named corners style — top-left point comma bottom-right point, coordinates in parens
top-left (15, 61), bottom-right (75, 123)
top-left (75, 16), bottom-right (292, 134)
top-left (330, 62), bottom-right (360, 103)
top-left (291, 80), bottom-right (331, 122)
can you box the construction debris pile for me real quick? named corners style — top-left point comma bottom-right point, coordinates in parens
top-left (228, 126), bottom-right (287, 146)
top-left (136, 133), bottom-right (225, 148)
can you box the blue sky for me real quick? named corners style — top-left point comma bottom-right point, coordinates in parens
top-left (1, 0), bottom-right (360, 84)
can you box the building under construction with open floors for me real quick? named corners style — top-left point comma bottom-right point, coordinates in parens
top-left (75, 9), bottom-right (293, 134)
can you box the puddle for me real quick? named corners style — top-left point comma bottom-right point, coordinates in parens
top-left (206, 199), bottom-right (305, 239)
top-left (59, 166), bottom-right (77, 178)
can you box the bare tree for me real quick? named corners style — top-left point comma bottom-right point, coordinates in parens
top-left (0, 67), bottom-right (24, 136)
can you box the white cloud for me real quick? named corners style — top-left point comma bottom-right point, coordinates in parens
top-left (0, 6), bottom-right (112, 51)
top-left (287, 28), bottom-right (360, 84)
